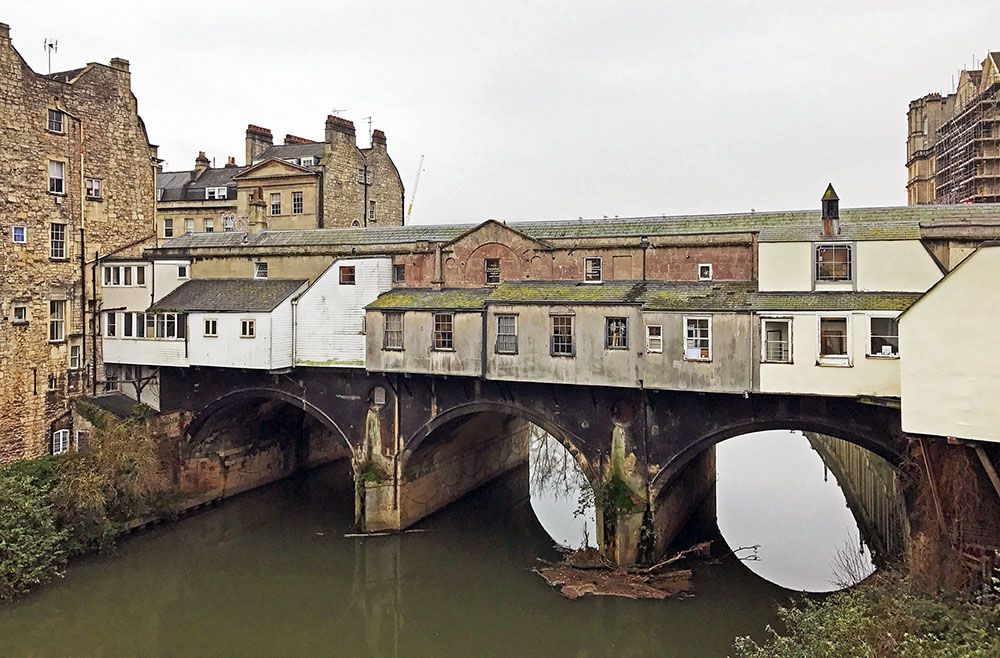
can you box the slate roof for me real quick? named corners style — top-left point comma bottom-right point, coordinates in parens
top-left (367, 281), bottom-right (922, 313)
top-left (157, 167), bottom-right (241, 202)
top-left (157, 204), bottom-right (1000, 250)
top-left (252, 143), bottom-right (325, 165)
top-left (151, 279), bottom-right (306, 312)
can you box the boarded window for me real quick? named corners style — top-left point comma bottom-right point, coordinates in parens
top-left (584, 257), bottom-right (602, 282)
top-left (485, 258), bottom-right (501, 285)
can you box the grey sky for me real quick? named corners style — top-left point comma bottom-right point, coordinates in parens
top-left (5, 1), bottom-right (999, 223)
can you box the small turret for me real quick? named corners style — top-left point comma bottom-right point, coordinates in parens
top-left (821, 184), bottom-right (840, 236)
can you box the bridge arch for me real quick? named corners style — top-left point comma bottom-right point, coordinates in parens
top-left (184, 386), bottom-right (355, 458)
top-left (651, 416), bottom-right (906, 501)
top-left (401, 400), bottom-right (594, 480)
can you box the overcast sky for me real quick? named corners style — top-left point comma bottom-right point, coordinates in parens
top-left (6, 1), bottom-right (999, 223)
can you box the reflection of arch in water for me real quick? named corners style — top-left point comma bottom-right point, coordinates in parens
top-left (805, 432), bottom-right (908, 567)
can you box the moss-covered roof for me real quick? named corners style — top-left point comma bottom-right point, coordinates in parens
top-left (365, 288), bottom-right (491, 311)
top-left (156, 204), bottom-right (1000, 254)
top-left (366, 282), bottom-right (923, 313)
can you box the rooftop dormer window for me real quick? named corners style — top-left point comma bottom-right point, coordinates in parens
top-left (815, 243), bottom-right (853, 282)
top-left (300, 157), bottom-right (315, 167)
top-left (206, 187), bottom-right (228, 200)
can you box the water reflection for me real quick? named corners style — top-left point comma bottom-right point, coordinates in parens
top-left (716, 429), bottom-right (877, 592)
top-left (527, 428), bottom-right (597, 549)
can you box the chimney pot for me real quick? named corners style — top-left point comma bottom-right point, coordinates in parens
top-left (226, 156), bottom-right (237, 167)
top-left (371, 129), bottom-right (387, 146)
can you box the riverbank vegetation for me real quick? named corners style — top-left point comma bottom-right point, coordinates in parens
top-left (734, 570), bottom-right (1000, 657)
top-left (0, 402), bottom-right (161, 601)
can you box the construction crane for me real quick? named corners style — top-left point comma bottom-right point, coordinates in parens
top-left (406, 155), bottom-right (425, 222)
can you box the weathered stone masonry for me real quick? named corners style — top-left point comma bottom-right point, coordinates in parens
top-left (0, 22), bottom-right (157, 463)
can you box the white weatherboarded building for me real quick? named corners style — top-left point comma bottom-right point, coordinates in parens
top-left (294, 257), bottom-right (393, 367)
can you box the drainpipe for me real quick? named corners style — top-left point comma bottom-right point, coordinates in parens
top-left (80, 227), bottom-right (87, 384)
top-left (91, 252), bottom-right (99, 395)
top-left (639, 236), bottom-right (650, 281)
top-left (433, 244), bottom-right (443, 290)
top-left (291, 299), bottom-right (298, 365)
top-left (480, 309), bottom-right (488, 379)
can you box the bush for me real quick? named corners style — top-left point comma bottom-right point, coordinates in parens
top-left (0, 475), bottom-right (67, 601)
top-left (734, 572), bottom-right (1000, 658)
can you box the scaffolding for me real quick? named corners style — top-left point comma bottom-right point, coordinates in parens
top-left (933, 79), bottom-right (1000, 204)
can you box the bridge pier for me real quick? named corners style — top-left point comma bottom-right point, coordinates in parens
top-left (361, 412), bottom-right (531, 532)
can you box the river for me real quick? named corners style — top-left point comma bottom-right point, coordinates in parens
top-left (0, 429), bottom-right (889, 657)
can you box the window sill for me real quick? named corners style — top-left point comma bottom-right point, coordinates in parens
top-left (48, 191), bottom-right (67, 197)
top-left (606, 346), bottom-right (629, 351)
top-left (761, 360), bottom-right (793, 365)
top-left (550, 353), bottom-right (576, 358)
top-left (11, 320), bottom-right (29, 326)
top-left (431, 348), bottom-right (455, 352)
top-left (239, 336), bottom-right (256, 340)
top-left (50, 257), bottom-right (69, 262)
top-left (85, 196), bottom-right (103, 202)
top-left (382, 347), bottom-right (405, 351)
top-left (49, 340), bottom-right (66, 345)
top-left (582, 280), bottom-right (603, 285)
top-left (495, 351), bottom-right (518, 356)
top-left (865, 354), bottom-right (899, 360)
top-left (684, 357), bottom-right (713, 363)
top-left (816, 358), bottom-right (852, 367)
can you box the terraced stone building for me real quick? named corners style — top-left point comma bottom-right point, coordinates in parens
top-left (0, 21), bottom-right (158, 463)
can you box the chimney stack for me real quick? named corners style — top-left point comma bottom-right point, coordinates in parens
top-left (110, 57), bottom-right (130, 73)
top-left (371, 129), bottom-right (387, 149)
top-left (194, 151), bottom-right (210, 177)
top-left (284, 134), bottom-right (316, 145)
top-left (245, 124), bottom-right (273, 165)
top-left (225, 156), bottom-right (237, 168)
top-left (0, 23), bottom-right (10, 40)
top-left (821, 183), bottom-right (840, 236)
top-left (325, 115), bottom-right (356, 146)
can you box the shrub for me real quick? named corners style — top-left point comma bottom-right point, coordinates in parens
top-left (0, 475), bottom-right (67, 601)
top-left (734, 571), bottom-right (1000, 658)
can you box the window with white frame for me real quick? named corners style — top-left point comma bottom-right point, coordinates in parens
top-left (102, 265), bottom-right (147, 287)
top-left (300, 157), bottom-right (315, 167)
top-left (125, 312), bottom-right (186, 339)
top-left (357, 167), bottom-right (371, 184)
top-left (204, 218), bottom-right (214, 233)
top-left (205, 187), bottom-right (228, 200)
top-left (49, 300), bottom-right (66, 342)
top-left (646, 324), bottom-right (663, 353)
top-left (47, 109), bottom-right (64, 134)
top-left (496, 314), bottom-right (518, 354)
top-left (70, 344), bottom-right (81, 369)
top-left (50, 223), bottom-right (66, 259)
top-left (163, 218), bottom-right (174, 238)
top-left (204, 319), bottom-right (218, 337)
top-left (12, 304), bottom-right (28, 324)
top-left (551, 315), bottom-right (575, 355)
top-left (818, 316), bottom-right (849, 358)
top-left (157, 188), bottom-right (164, 201)
top-left (240, 319), bottom-right (256, 338)
top-left (605, 317), bottom-right (628, 349)
top-left (86, 178), bottom-right (103, 200)
top-left (485, 258), bottom-right (501, 285)
top-left (368, 200), bottom-right (377, 223)
top-left (868, 316), bottom-right (899, 357)
top-left (433, 313), bottom-right (454, 350)
top-left (815, 244), bottom-right (853, 282)
top-left (584, 257), bottom-right (603, 283)
top-left (254, 262), bottom-right (268, 279)
top-left (383, 312), bottom-right (403, 349)
top-left (184, 218), bottom-right (195, 233)
top-left (761, 318), bottom-right (792, 363)
top-left (106, 312), bottom-right (117, 337)
top-left (178, 265), bottom-right (189, 279)
top-left (698, 264), bottom-right (713, 281)
top-left (270, 192), bottom-right (281, 215)
top-left (292, 191), bottom-right (304, 214)
top-left (51, 429), bottom-right (70, 455)
top-left (11, 226), bottom-right (26, 244)
top-left (684, 316), bottom-right (712, 361)
top-left (48, 373), bottom-right (58, 392)
top-left (48, 160), bottom-right (65, 194)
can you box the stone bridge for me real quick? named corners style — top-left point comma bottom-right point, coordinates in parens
top-left (155, 365), bottom-right (909, 565)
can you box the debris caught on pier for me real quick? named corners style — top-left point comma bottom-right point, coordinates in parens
top-left (534, 542), bottom-right (711, 600)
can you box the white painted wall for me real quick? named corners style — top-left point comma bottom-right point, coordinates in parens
top-left (758, 243), bottom-right (812, 291)
top-left (151, 260), bottom-right (191, 303)
top-left (99, 261), bottom-right (153, 311)
top-left (102, 335), bottom-right (188, 368)
top-left (295, 258), bottom-right (392, 367)
top-left (855, 241), bottom-right (941, 292)
top-left (188, 312), bottom-right (272, 370)
top-left (757, 311), bottom-right (901, 398)
top-left (901, 247), bottom-right (1000, 442)
top-left (270, 293), bottom-right (300, 370)
top-left (758, 240), bottom-right (941, 293)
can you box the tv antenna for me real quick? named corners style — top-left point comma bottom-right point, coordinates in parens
top-left (361, 116), bottom-right (373, 143)
top-left (330, 107), bottom-right (345, 116)
top-left (43, 38), bottom-right (58, 74)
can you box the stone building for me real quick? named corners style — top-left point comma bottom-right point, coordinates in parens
top-left (907, 52), bottom-right (1000, 205)
top-left (0, 21), bottom-right (158, 463)
top-left (155, 116), bottom-right (404, 238)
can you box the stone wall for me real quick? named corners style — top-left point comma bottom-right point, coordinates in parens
top-left (0, 23), bottom-right (157, 463)
top-left (322, 117), bottom-right (404, 228)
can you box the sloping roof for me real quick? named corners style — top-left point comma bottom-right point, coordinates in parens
top-left (234, 157), bottom-right (319, 179)
top-left (366, 281), bottom-right (921, 313)
top-left (252, 143), bottom-right (325, 165)
top-left (156, 204), bottom-right (1000, 251)
top-left (157, 166), bottom-right (241, 202)
top-left (151, 279), bottom-right (306, 312)
top-left (366, 288), bottom-right (492, 311)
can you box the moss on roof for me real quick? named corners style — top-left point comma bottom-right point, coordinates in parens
top-left (366, 282), bottom-right (922, 313)
top-left (365, 288), bottom-right (491, 311)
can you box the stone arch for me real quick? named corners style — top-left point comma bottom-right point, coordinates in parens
top-left (185, 386), bottom-right (354, 458)
top-left (401, 400), bottom-right (596, 481)
top-left (649, 416), bottom-right (906, 502)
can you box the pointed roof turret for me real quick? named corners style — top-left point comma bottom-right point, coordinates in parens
top-left (822, 183), bottom-right (839, 202)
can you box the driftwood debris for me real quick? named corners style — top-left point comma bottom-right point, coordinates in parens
top-left (534, 542), bottom-right (711, 600)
